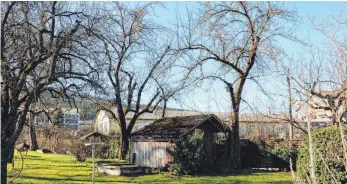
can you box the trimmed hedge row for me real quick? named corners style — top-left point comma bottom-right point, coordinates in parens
top-left (296, 126), bottom-right (347, 183)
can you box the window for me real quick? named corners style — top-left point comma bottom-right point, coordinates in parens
top-left (64, 113), bottom-right (79, 125)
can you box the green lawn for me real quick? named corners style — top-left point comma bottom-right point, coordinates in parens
top-left (7, 151), bottom-right (292, 184)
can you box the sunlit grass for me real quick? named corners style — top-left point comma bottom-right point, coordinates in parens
top-left (7, 151), bottom-right (292, 184)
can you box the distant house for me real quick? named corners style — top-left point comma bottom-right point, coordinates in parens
top-left (237, 113), bottom-right (306, 139)
top-left (202, 112), bottom-right (307, 139)
top-left (129, 114), bottom-right (230, 169)
top-left (35, 95), bottom-right (97, 130)
top-left (294, 91), bottom-right (347, 126)
top-left (94, 110), bottom-right (120, 135)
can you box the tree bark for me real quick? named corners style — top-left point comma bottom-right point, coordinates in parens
top-left (161, 99), bottom-right (168, 118)
top-left (118, 134), bottom-right (129, 160)
top-left (226, 80), bottom-right (244, 170)
top-left (1, 116), bottom-right (18, 184)
top-left (1, 150), bottom-right (8, 184)
top-left (1, 127), bottom-right (17, 184)
top-left (230, 109), bottom-right (241, 169)
top-left (224, 131), bottom-right (233, 173)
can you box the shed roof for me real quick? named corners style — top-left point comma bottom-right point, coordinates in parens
top-left (131, 114), bottom-right (230, 141)
top-left (80, 131), bottom-right (107, 140)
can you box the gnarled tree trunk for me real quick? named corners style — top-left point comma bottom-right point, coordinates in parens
top-left (1, 115), bottom-right (26, 184)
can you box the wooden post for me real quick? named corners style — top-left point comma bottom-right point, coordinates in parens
top-left (306, 93), bottom-right (316, 184)
top-left (285, 67), bottom-right (294, 141)
top-left (82, 132), bottom-right (105, 184)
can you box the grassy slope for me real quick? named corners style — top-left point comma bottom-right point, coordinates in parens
top-left (7, 151), bottom-right (292, 184)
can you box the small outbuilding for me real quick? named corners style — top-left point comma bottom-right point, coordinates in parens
top-left (130, 114), bottom-right (231, 170)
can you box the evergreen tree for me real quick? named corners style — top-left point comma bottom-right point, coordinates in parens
top-left (51, 109), bottom-right (64, 126)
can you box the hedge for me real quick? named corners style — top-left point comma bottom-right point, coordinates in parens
top-left (296, 126), bottom-right (347, 183)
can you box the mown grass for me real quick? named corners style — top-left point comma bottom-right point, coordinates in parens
top-left (7, 151), bottom-right (292, 184)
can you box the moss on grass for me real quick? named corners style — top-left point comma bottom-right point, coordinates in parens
top-left (7, 151), bottom-right (292, 184)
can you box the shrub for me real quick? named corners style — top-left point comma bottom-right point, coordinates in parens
top-left (171, 163), bottom-right (181, 175)
top-left (68, 137), bottom-right (86, 162)
top-left (40, 125), bottom-right (70, 153)
top-left (95, 136), bottom-right (119, 159)
top-left (271, 145), bottom-right (298, 170)
top-left (296, 126), bottom-right (346, 183)
top-left (172, 132), bottom-right (208, 175)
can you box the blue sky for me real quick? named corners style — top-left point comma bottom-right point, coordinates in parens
top-left (147, 2), bottom-right (346, 113)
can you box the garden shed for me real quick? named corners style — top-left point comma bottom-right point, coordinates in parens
top-left (130, 114), bottom-right (231, 169)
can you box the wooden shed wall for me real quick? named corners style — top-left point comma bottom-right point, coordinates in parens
top-left (130, 141), bottom-right (173, 168)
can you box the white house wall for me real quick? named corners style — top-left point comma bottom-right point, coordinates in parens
top-left (94, 110), bottom-right (155, 135)
top-left (95, 111), bottom-right (110, 135)
top-left (295, 96), bottom-right (338, 123)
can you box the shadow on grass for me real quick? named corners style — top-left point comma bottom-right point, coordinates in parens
top-left (110, 169), bottom-right (288, 178)
top-left (17, 171), bottom-right (292, 184)
top-left (24, 155), bottom-right (41, 158)
top-left (19, 175), bottom-right (136, 183)
top-left (179, 169), bottom-right (289, 177)
top-left (29, 164), bottom-right (88, 169)
top-left (22, 158), bottom-right (45, 161)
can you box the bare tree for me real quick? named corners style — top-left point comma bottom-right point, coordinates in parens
top-left (178, 2), bottom-right (299, 169)
top-left (85, 2), bottom-right (191, 160)
top-left (27, 86), bottom-right (74, 151)
top-left (1, 2), bottom-right (100, 182)
top-left (291, 6), bottom-right (347, 181)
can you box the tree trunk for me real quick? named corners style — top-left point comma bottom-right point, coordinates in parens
top-left (7, 147), bottom-right (14, 163)
top-left (1, 118), bottom-right (17, 184)
top-left (230, 109), bottom-right (241, 169)
top-left (224, 131), bottom-right (233, 173)
top-left (161, 99), bottom-right (168, 118)
top-left (1, 150), bottom-right (8, 184)
top-left (29, 113), bottom-right (39, 150)
top-left (227, 83), bottom-right (243, 170)
top-left (1, 133), bottom-right (16, 184)
top-left (118, 134), bottom-right (129, 160)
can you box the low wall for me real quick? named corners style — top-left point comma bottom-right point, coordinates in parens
top-left (97, 162), bottom-right (145, 176)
